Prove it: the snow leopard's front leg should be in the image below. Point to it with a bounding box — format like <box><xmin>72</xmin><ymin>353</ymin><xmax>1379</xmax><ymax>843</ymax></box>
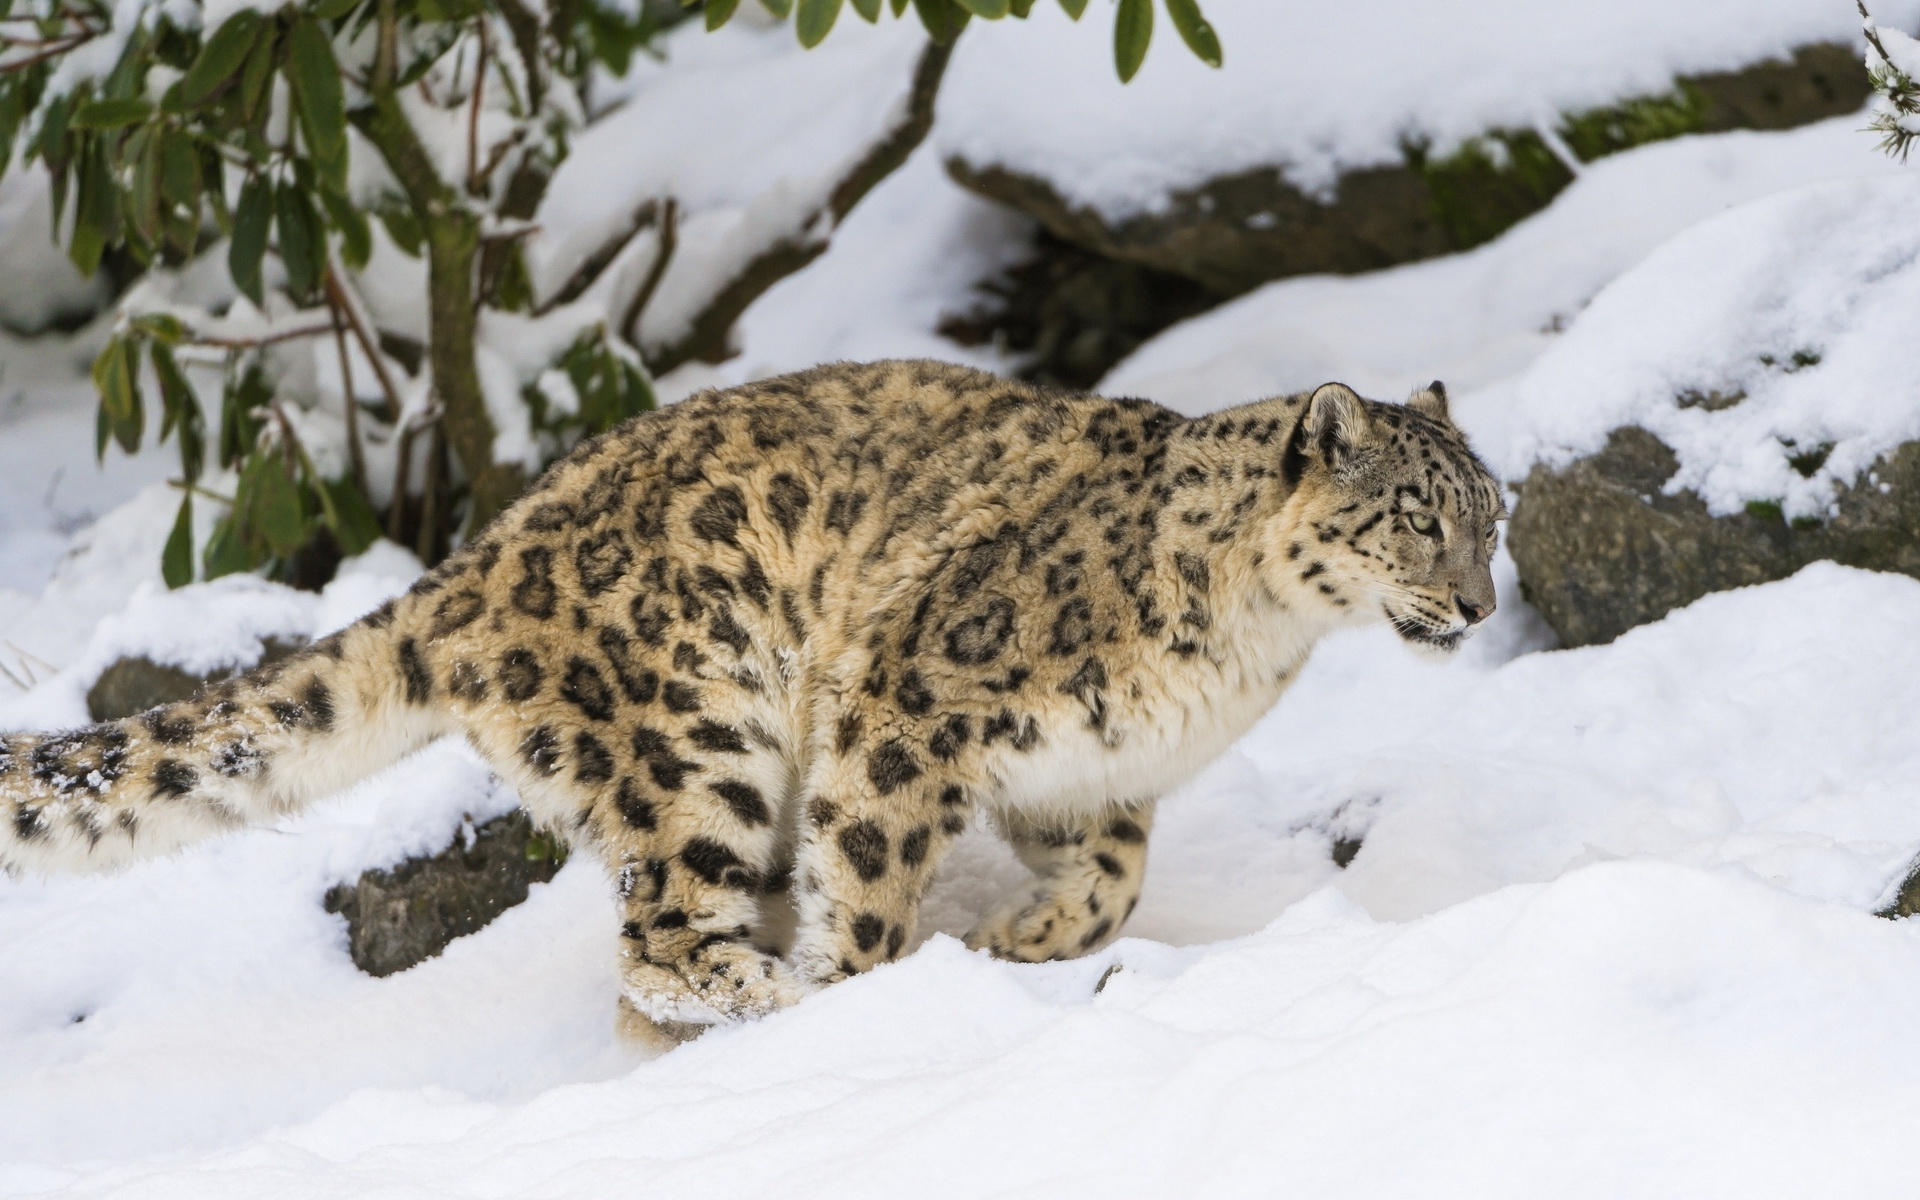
<box><xmin>787</xmin><ymin>720</ymin><xmax>976</xmax><ymax>985</ymax></box>
<box><xmin>964</xmin><ymin>802</ymin><xmax>1154</xmax><ymax>962</ymax></box>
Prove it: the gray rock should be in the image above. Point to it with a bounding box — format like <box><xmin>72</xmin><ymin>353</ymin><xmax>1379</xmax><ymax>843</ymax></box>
<box><xmin>86</xmin><ymin>637</ymin><xmax>307</xmax><ymax>721</ymax></box>
<box><xmin>948</xmin><ymin>45</ymin><xmax>1868</xmax><ymax>299</ymax></box>
<box><xmin>324</xmin><ymin>810</ymin><xmax>568</xmax><ymax>977</ymax></box>
<box><xmin>1508</xmin><ymin>427</ymin><xmax>1920</xmax><ymax>648</ymax></box>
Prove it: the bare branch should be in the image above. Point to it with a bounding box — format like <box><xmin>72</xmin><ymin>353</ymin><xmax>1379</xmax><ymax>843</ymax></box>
<box><xmin>466</xmin><ymin>19</ymin><xmax>490</xmax><ymax>197</ymax></box>
<box><xmin>621</xmin><ymin>197</ymin><xmax>677</xmax><ymax>344</ymax></box>
<box><xmin>642</xmin><ymin>39</ymin><xmax>952</xmax><ymax>374</ymax></box>
<box><xmin>534</xmin><ymin>198</ymin><xmax>661</xmax><ymax>314</ymax></box>
<box><xmin>327</xmin><ymin>283</ymin><xmax>371</xmax><ymax>497</ymax></box>
<box><xmin>325</xmin><ymin>265</ymin><xmax>405</xmax><ymax>425</ymax></box>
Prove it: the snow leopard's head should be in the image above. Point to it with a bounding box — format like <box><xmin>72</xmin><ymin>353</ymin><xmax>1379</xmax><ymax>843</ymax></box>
<box><xmin>1273</xmin><ymin>381</ymin><xmax>1505</xmax><ymax>653</ymax></box>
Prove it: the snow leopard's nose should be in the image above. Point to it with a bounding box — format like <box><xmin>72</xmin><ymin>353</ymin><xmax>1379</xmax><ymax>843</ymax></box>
<box><xmin>1455</xmin><ymin>595</ymin><xmax>1493</xmax><ymax>625</ymax></box>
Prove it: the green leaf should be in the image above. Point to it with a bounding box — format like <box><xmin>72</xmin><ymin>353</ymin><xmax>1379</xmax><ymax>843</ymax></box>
<box><xmin>129</xmin><ymin>127</ymin><xmax>161</xmax><ymax>241</ymax></box>
<box><xmin>68</xmin><ymin>137</ymin><xmax>121</xmax><ymax>277</ymax></box>
<box><xmin>251</xmin><ymin>455</ymin><xmax>308</xmax><ymax>557</ymax></box>
<box><xmin>230</xmin><ymin>174</ymin><xmax>271</xmax><ymax>306</ymax></box>
<box><xmin>850</xmin><ymin>0</ymin><xmax>881</xmax><ymax>20</ymax></box>
<box><xmin>201</xmin><ymin>143</ymin><xmax>230</xmax><ymax>228</ymax></box>
<box><xmin>151</xmin><ymin>340</ymin><xmax>204</xmax><ymax>481</ymax></box>
<box><xmin>1055</xmin><ymin>0</ymin><xmax>1086</xmax><ymax>18</ymax></box>
<box><xmin>312</xmin><ymin>0</ymin><xmax>361</xmax><ymax>19</ymax></box>
<box><xmin>178</xmin><ymin>11</ymin><xmax>264</xmax><ymax>107</ymax></box>
<box><xmin>1113</xmin><ymin>0</ymin><xmax>1151</xmax><ymax>82</ymax></box>
<box><xmin>1162</xmin><ymin>0</ymin><xmax>1219</xmax><ymax>67</ymax></box>
<box><xmin>795</xmin><ymin>0</ymin><xmax>842</xmax><ymax>46</ymax></box>
<box><xmin>376</xmin><ymin>199</ymin><xmax>423</xmax><ymax>257</ymax></box>
<box><xmin>705</xmin><ymin>0</ymin><xmax>741</xmax><ymax>29</ymax></box>
<box><xmin>162</xmin><ymin>493</ymin><xmax>194</xmax><ymax>589</ymax></box>
<box><xmin>132</xmin><ymin>312</ymin><xmax>188</xmax><ymax>343</ymax></box>
<box><xmin>275</xmin><ymin>177</ymin><xmax>323</xmax><ymax>302</ymax></box>
<box><xmin>286</xmin><ymin>18</ymin><xmax>347</xmax><ymax>188</ymax></box>
<box><xmin>317</xmin><ymin>476</ymin><xmax>382</xmax><ymax>556</ymax></box>
<box><xmin>236</xmin><ymin>22</ymin><xmax>278</xmax><ymax>127</ymax></box>
<box><xmin>91</xmin><ymin>337</ymin><xmax>143</xmax><ymax>457</ymax></box>
<box><xmin>1008</xmin><ymin>0</ymin><xmax>1034</xmax><ymax>16</ymax></box>
<box><xmin>318</xmin><ymin>185</ymin><xmax>370</xmax><ymax>270</ymax></box>
<box><xmin>910</xmin><ymin>0</ymin><xmax>969</xmax><ymax>43</ymax></box>
<box><xmin>953</xmin><ymin>0</ymin><xmax>1008</xmax><ymax>17</ymax></box>
<box><xmin>71</xmin><ymin>97</ymin><xmax>154</xmax><ymax>128</ymax></box>
<box><xmin>158</xmin><ymin>129</ymin><xmax>200</xmax><ymax>211</ymax></box>
<box><xmin>202</xmin><ymin>512</ymin><xmax>253</xmax><ymax>579</ymax></box>
<box><xmin>219</xmin><ymin>360</ymin><xmax>270</xmax><ymax>469</ymax></box>
<box><xmin>757</xmin><ymin>0</ymin><xmax>791</xmax><ymax>17</ymax></box>
<box><xmin>889</xmin><ymin>0</ymin><xmax>908</xmax><ymax>14</ymax></box>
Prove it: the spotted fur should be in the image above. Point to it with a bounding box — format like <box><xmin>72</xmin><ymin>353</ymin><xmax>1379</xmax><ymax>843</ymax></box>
<box><xmin>0</xmin><ymin>363</ymin><xmax>1502</xmax><ymax>1035</ymax></box>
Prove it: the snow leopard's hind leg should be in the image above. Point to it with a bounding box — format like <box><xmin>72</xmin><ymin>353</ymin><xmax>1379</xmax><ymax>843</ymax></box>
<box><xmin>964</xmin><ymin>802</ymin><xmax>1154</xmax><ymax>962</ymax></box>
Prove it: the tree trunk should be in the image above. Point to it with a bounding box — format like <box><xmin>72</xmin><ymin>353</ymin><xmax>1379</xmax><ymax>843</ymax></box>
<box><xmin>355</xmin><ymin>91</ymin><xmax>524</xmax><ymax>543</ymax></box>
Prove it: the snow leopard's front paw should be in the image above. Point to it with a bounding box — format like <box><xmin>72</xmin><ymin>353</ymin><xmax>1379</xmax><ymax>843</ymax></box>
<box><xmin>620</xmin><ymin>941</ymin><xmax>811</xmax><ymax>1027</ymax></box>
<box><xmin>964</xmin><ymin>876</ymin><xmax>1128</xmax><ymax>963</ymax></box>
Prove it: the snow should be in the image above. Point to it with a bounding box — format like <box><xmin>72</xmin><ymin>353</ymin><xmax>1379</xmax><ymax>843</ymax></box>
<box><xmin>0</xmin><ymin>167</ymin><xmax>108</xmax><ymax>336</ymax></box>
<box><xmin>939</xmin><ymin>0</ymin><xmax>1920</xmax><ymax>211</ymax></box>
<box><xmin>1495</xmin><ymin>173</ymin><xmax>1920</xmax><ymax>516</ymax></box>
<box><xmin>530</xmin><ymin>10</ymin><xmax>933</xmax><ymax>357</ymax></box>
<box><xmin>7</xmin><ymin>7</ymin><xmax>1920</xmax><ymax>1196</ymax></box>
<box><xmin>1102</xmin><ymin>114</ymin><xmax>1910</xmax><ymax>418</ymax></box>
<box><xmin>653</xmin><ymin>144</ymin><xmax>1031</xmax><ymax>401</ymax></box>
<box><xmin>9</xmin><ymin>562</ymin><xmax>1920</xmax><ymax>1195</ymax></box>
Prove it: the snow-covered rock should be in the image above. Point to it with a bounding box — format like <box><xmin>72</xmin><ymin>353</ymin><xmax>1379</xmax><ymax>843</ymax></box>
<box><xmin>939</xmin><ymin>1</ymin><xmax>1889</xmax><ymax>300</ymax></box>
<box><xmin>1501</xmin><ymin>174</ymin><xmax>1920</xmax><ymax>644</ymax></box>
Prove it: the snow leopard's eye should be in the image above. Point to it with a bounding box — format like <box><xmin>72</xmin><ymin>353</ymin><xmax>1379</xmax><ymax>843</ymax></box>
<box><xmin>1407</xmin><ymin>512</ymin><xmax>1439</xmax><ymax>536</ymax></box>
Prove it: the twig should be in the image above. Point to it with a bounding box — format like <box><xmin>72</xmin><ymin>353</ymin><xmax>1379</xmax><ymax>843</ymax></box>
<box><xmin>622</xmin><ymin>196</ymin><xmax>677</xmax><ymax>345</ymax></box>
<box><xmin>1859</xmin><ymin>0</ymin><xmax>1897</xmax><ymax>66</ymax></box>
<box><xmin>465</xmin><ymin>18</ymin><xmax>489</xmax><ymax>196</ymax></box>
<box><xmin>535</xmin><ymin>198</ymin><xmax>660</xmax><ymax>315</ymax></box>
<box><xmin>385</xmin><ymin>403</ymin><xmax>440</xmax><ymax>541</ymax></box>
<box><xmin>375</xmin><ymin>0</ymin><xmax>397</xmax><ymax>89</ymax></box>
<box><xmin>327</xmin><ymin>280</ymin><xmax>371</xmax><ymax>496</ymax></box>
<box><xmin>193</xmin><ymin>322</ymin><xmax>335</xmax><ymax>349</ymax></box>
<box><xmin>416</xmin><ymin>416</ymin><xmax>446</xmax><ymax>562</ymax></box>
<box><xmin>0</xmin><ymin>30</ymin><xmax>99</xmax><ymax>72</ymax></box>
<box><xmin>325</xmin><ymin>265</ymin><xmax>404</xmax><ymax>424</ymax></box>
<box><xmin>5</xmin><ymin>640</ymin><xmax>56</xmax><ymax>677</ymax></box>
<box><xmin>167</xmin><ymin>478</ymin><xmax>237</xmax><ymax>505</ymax></box>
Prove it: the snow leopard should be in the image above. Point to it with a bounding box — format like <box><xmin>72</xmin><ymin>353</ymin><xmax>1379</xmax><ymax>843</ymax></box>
<box><xmin>0</xmin><ymin>360</ymin><xmax>1504</xmax><ymax>1040</ymax></box>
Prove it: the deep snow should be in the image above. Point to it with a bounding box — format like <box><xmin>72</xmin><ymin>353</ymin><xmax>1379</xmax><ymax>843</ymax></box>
<box><xmin>5</xmin><ymin>13</ymin><xmax>1920</xmax><ymax>1200</ymax></box>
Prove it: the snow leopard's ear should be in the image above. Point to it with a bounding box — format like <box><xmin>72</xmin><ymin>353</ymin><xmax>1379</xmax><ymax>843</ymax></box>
<box><xmin>1407</xmin><ymin>379</ymin><xmax>1450</xmax><ymax>422</ymax></box>
<box><xmin>1304</xmin><ymin>382</ymin><xmax>1374</xmax><ymax>470</ymax></box>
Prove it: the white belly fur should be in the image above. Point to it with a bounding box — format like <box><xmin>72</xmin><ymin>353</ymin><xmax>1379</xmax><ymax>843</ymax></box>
<box><xmin>991</xmin><ymin>608</ymin><xmax>1332</xmax><ymax>820</ymax></box>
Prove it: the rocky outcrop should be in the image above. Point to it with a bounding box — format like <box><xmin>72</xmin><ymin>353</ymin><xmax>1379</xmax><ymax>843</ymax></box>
<box><xmin>951</xmin><ymin>45</ymin><xmax>1867</xmax><ymax>296</ymax></box>
<box><xmin>1508</xmin><ymin>428</ymin><xmax>1920</xmax><ymax>648</ymax></box>
<box><xmin>84</xmin><ymin>636</ymin><xmax>560</xmax><ymax>978</ymax></box>
<box><xmin>944</xmin><ymin>45</ymin><xmax>1870</xmax><ymax>386</ymax></box>
<box><xmin>86</xmin><ymin>637</ymin><xmax>306</xmax><ymax>720</ymax></box>
<box><xmin>324</xmin><ymin>811</ymin><xmax>567</xmax><ymax>977</ymax></box>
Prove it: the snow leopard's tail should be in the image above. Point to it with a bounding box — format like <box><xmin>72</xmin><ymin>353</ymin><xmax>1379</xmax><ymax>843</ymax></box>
<box><xmin>0</xmin><ymin>591</ymin><xmax>459</xmax><ymax>875</ymax></box>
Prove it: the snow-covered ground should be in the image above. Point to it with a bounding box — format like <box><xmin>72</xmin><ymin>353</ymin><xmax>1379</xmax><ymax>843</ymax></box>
<box><xmin>6</xmin><ymin>11</ymin><xmax>1920</xmax><ymax>1197</ymax></box>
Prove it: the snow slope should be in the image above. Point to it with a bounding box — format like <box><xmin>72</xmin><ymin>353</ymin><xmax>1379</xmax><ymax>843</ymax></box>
<box><xmin>7</xmin><ymin>562</ymin><xmax>1920</xmax><ymax>1196</ymax></box>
